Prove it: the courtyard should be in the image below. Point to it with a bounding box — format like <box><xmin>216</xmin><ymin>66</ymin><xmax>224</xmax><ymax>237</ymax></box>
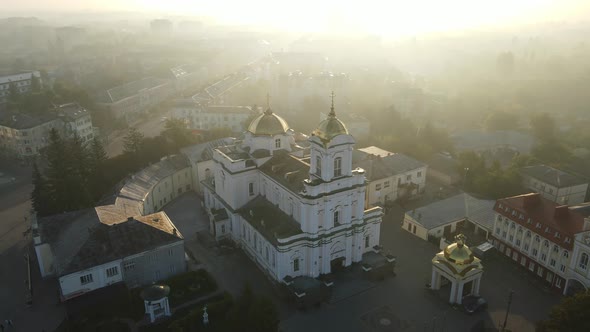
<box><xmin>163</xmin><ymin>193</ymin><xmax>560</xmax><ymax>332</ymax></box>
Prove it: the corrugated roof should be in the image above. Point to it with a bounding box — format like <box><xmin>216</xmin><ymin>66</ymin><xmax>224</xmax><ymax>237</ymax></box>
<box><xmin>99</xmin><ymin>77</ymin><xmax>171</xmax><ymax>103</ymax></box>
<box><xmin>520</xmin><ymin>164</ymin><xmax>587</xmax><ymax>188</ymax></box>
<box><xmin>407</xmin><ymin>193</ymin><xmax>496</xmax><ymax>231</ymax></box>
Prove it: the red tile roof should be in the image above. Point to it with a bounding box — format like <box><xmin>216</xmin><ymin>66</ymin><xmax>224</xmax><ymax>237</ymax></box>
<box><xmin>495</xmin><ymin>193</ymin><xmax>586</xmax><ymax>249</ymax></box>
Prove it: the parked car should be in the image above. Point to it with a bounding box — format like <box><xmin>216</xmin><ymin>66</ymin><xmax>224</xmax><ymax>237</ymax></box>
<box><xmin>463</xmin><ymin>295</ymin><xmax>487</xmax><ymax>314</ymax></box>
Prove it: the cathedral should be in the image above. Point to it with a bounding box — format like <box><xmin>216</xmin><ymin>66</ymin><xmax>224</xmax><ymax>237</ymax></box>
<box><xmin>202</xmin><ymin>97</ymin><xmax>383</xmax><ymax>282</ymax></box>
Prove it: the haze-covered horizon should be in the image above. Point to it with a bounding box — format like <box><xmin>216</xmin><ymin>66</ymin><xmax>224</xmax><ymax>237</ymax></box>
<box><xmin>3</xmin><ymin>0</ymin><xmax>590</xmax><ymax>37</ymax></box>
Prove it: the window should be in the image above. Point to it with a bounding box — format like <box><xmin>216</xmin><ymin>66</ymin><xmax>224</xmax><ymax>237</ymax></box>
<box><xmin>293</xmin><ymin>258</ymin><xmax>300</xmax><ymax>272</ymax></box>
<box><xmin>552</xmin><ymin>245</ymin><xmax>559</xmax><ymax>253</ymax></box>
<box><xmin>560</xmin><ymin>264</ymin><xmax>566</xmax><ymax>273</ymax></box>
<box><xmin>550</xmin><ymin>258</ymin><xmax>556</xmax><ymax>267</ymax></box>
<box><xmin>106</xmin><ymin>266</ymin><xmax>119</xmax><ymax>278</ymax></box>
<box><xmin>524</xmin><ymin>243</ymin><xmax>530</xmax><ymax>251</ymax></box>
<box><xmin>556</xmin><ymin>278</ymin><xmax>562</xmax><ymax>288</ymax></box>
<box><xmin>365</xmin><ymin>236</ymin><xmax>370</xmax><ymax>248</ymax></box>
<box><xmin>537</xmin><ymin>266</ymin><xmax>543</xmax><ymax>277</ymax></box>
<box><xmin>563</xmin><ymin>251</ymin><xmax>569</xmax><ymax>259</ymax></box>
<box><xmin>376</xmin><ymin>183</ymin><xmax>382</xmax><ymax>191</ymax></box>
<box><xmin>516</xmin><ymin>239</ymin><xmax>521</xmax><ymax>247</ymax></box>
<box><xmin>384</xmin><ymin>181</ymin><xmax>390</xmax><ymax>188</ymax></box>
<box><xmin>506</xmin><ymin>248</ymin><xmax>511</xmax><ymax>256</ymax></box>
<box><xmin>521</xmin><ymin>256</ymin><xmax>526</xmax><ymax>266</ymax></box>
<box><xmin>334</xmin><ymin>157</ymin><xmax>342</xmax><ymax>177</ymax></box>
<box><xmin>417</xmin><ymin>171</ymin><xmax>422</xmax><ymax>177</ymax></box>
<box><xmin>124</xmin><ymin>261</ymin><xmax>135</xmax><ymax>271</ymax></box>
<box><xmin>532</xmin><ymin>248</ymin><xmax>538</xmax><ymax>257</ymax></box>
<box><xmin>509</xmin><ymin>234</ymin><xmax>514</xmax><ymax>242</ymax></box>
<box><xmin>502</xmin><ymin>231</ymin><xmax>507</xmax><ymax>238</ymax></box>
<box><xmin>495</xmin><ymin>227</ymin><xmax>501</xmax><ymax>235</ymax></box>
<box><xmin>80</xmin><ymin>274</ymin><xmax>93</xmax><ymax>285</ymax></box>
<box><xmin>315</xmin><ymin>156</ymin><xmax>321</xmax><ymax>176</ymax></box>
<box><xmin>272</xmin><ymin>252</ymin><xmax>276</xmax><ymax>267</ymax></box>
<box><xmin>275</xmin><ymin>138</ymin><xmax>281</xmax><ymax>148</ymax></box>
<box><xmin>579</xmin><ymin>253</ymin><xmax>589</xmax><ymax>270</ymax></box>
<box><xmin>406</xmin><ymin>174</ymin><xmax>412</xmax><ymax>181</ymax></box>
<box><xmin>529</xmin><ymin>262</ymin><xmax>535</xmax><ymax>271</ymax></box>
<box><xmin>249</xmin><ymin>182</ymin><xmax>254</xmax><ymax>196</ymax></box>
<box><xmin>546</xmin><ymin>272</ymin><xmax>554</xmax><ymax>283</ymax></box>
<box><xmin>541</xmin><ymin>253</ymin><xmax>547</xmax><ymax>262</ymax></box>
<box><xmin>333</xmin><ymin>210</ymin><xmax>340</xmax><ymax>225</ymax></box>
<box><xmin>169</xmin><ymin>265</ymin><xmax>176</xmax><ymax>273</ymax></box>
<box><xmin>512</xmin><ymin>252</ymin><xmax>518</xmax><ymax>261</ymax></box>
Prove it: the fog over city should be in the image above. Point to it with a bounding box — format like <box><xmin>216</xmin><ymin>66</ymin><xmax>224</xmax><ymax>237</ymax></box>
<box><xmin>1</xmin><ymin>1</ymin><xmax>590</xmax><ymax>332</ymax></box>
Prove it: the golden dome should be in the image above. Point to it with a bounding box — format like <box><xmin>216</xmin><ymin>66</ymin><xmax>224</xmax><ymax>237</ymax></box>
<box><xmin>312</xmin><ymin>104</ymin><xmax>348</xmax><ymax>143</ymax></box>
<box><xmin>443</xmin><ymin>234</ymin><xmax>474</xmax><ymax>265</ymax></box>
<box><xmin>247</xmin><ymin>108</ymin><xmax>289</xmax><ymax>136</ymax></box>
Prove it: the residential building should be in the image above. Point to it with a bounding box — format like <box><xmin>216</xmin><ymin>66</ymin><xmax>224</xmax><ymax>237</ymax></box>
<box><xmin>353</xmin><ymin>146</ymin><xmax>427</xmax><ymax>207</ymax></box>
<box><xmin>490</xmin><ymin>193</ymin><xmax>590</xmax><ymax>295</ymax></box>
<box><xmin>0</xmin><ymin>103</ymin><xmax>95</xmax><ymax>159</ymax></box>
<box><xmin>32</xmin><ymin>209</ymin><xmax>185</xmax><ymax>301</ymax></box>
<box><xmin>96</xmin><ymin>77</ymin><xmax>174</xmax><ymax>123</ymax></box>
<box><xmin>0</xmin><ymin>112</ymin><xmax>61</xmax><ymax>158</ymax></box>
<box><xmin>403</xmin><ymin>193</ymin><xmax>496</xmax><ymax>242</ymax></box>
<box><xmin>567</xmin><ymin>203</ymin><xmax>590</xmax><ymax>294</ymax></box>
<box><xmin>180</xmin><ymin>138</ymin><xmax>237</xmax><ymax>193</ymax></box>
<box><xmin>55</xmin><ymin>103</ymin><xmax>94</xmax><ymax>143</ymax></box>
<box><xmin>192</xmin><ymin>73</ymin><xmax>250</xmax><ymax>105</ymax></box>
<box><xmin>202</xmin><ymin>104</ymin><xmax>384</xmax><ymax>283</ymax></box>
<box><xmin>520</xmin><ymin>165</ymin><xmax>588</xmax><ymax>205</ymax></box>
<box><xmin>0</xmin><ymin>70</ymin><xmax>42</xmax><ymax>105</ymax></box>
<box><xmin>172</xmin><ymin>100</ymin><xmax>256</xmax><ymax>132</ymax></box>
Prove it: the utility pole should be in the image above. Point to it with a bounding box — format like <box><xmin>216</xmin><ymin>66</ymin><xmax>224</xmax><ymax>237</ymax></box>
<box><xmin>500</xmin><ymin>290</ymin><xmax>514</xmax><ymax>331</ymax></box>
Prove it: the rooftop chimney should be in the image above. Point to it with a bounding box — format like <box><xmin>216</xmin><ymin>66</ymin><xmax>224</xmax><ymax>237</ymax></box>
<box><xmin>127</xmin><ymin>216</ymin><xmax>133</xmax><ymax>221</ymax></box>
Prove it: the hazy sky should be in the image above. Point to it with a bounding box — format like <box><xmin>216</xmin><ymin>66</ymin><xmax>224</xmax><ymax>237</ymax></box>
<box><xmin>4</xmin><ymin>0</ymin><xmax>590</xmax><ymax>36</ymax></box>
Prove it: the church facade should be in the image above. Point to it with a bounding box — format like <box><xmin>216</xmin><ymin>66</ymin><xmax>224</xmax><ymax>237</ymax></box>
<box><xmin>202</xmin><ymin>102</ymin><xmax>383</xmax><ymax>282</ymax></box>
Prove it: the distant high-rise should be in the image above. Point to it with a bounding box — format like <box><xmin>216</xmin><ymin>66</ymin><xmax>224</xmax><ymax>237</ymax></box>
<box><xmin>150</xmin><ymin>19</ymin><xmax>173</xmax><ymax>36</ymax></box>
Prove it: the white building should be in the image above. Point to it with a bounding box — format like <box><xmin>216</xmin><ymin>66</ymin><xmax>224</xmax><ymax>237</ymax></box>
<box><xmin>33</xmin><ymin>210</ymin><xmax>185</xmax><ymax>301</ymax></box>
<box><xmin>180</xmin><ymin>138</ymin><xmax>237</xmax><ymax>193</ymax></box>
<box><xmin>172</xmin><ymin>100</ymin><xmax>255</xmax><ymax>132</ymax></box>
<box><xmin>0</xmin><ymin>71</ymin><xmax>42</xmax><ymax>105</ymax></box>
<box><xmin>520</xmin><ymin>165</ymin><xmax>588</xmax><ymax>205</ymax></box>
<box><xmin>403</xmin><ymin>193</ymin><xmax>496</xmax><ymax>242</ymax></box>
<box><xmin>490</xmin><ymin>193</ymin><xmax>590</xmax><ymax>295</ymax></box>
<box><xmin>353</xmin><ymin>146</ymin><xmax>427</xmax><ymax>207</ymax></box>
<box><xmin>0</xmin><ymin>103</ymin><xmax>95</xmax><ymax>159</ymax></box>
<box><xmin>202</xmin><ymin>104</ymin><xmax>383</xmax><ymax>283</ymax></box>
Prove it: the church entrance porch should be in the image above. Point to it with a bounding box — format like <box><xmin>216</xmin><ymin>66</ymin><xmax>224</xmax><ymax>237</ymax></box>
<box><xmin>330</xmin><ymin>257</ymin><xmax>346</xmax><ymax>273</ymax></box>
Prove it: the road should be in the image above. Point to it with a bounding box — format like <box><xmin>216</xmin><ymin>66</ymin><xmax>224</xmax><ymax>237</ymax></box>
<box><xmin>0</xmin><ymin>163</ymin><xmax>66</xmax><ymax>332</ymax></box>
<box><xmin>104</xmin><ymin>110</ymin><xmax>172</xmax><ymax>157</ymax></box>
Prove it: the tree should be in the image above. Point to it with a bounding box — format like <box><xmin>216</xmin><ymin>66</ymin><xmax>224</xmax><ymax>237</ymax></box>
<box><xmin>89</xmin><ymin>139</ymin><xmax>109</xmax><ymax>201</ymax></box>
<box><xmin>44</xmin><ymin>129</ymin><xmax>70</xmax><ymax>213</ymax></box>
<box><xmin>530</xmin><ymin>113</ymin><xmax>556</xmax><ymax>142</ymax></box>
<box><xmin>31</xmin><ymin>74</ymin><xmax>41</xmax><ymax>92</ymax></box>
<box><xmin>31</xmin><ymin>163</ymin><xmax>51</xmax><ymax>216</ymax></box>
<box><xmin>66</xmin><ymin>135</ymin><xmax>92</xmax><ymax>208</ymax></box>
<box><xmin>537</xmin><ymin>290</ymin><xmax>590</xmax><ymax>332</ymax></box>
<box><xmin>162</xmin><ymin>118</ymin><xmax>195</xmax><ymax>150</ymax></box>
<box><xmin>123</xmin><ymin>127</ymin><xmax>144</xmax><ymax>155</ymax></box>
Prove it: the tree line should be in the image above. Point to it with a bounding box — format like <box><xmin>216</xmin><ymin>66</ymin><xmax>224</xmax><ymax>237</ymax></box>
<box><xmin>32</xmin><ymin>119</ymin><xmax>201</xmax><ymax>217</ymax></box>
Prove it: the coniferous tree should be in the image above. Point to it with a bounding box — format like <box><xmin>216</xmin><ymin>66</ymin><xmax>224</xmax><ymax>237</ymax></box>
<box><xmin>66</xmin><ymin>134</ymin><xmax>92</xmax><ymax>209</ymax></box>
<box><xmin>89</xmin><ymin>138</ymin><xmax>108</xmax><ymax>200</ymax></box>
<box><xmin>45</xmin><ymin>129</ymin><xmax>69</xmax><ymax>213</ymax></box>
<box><xmin>31</xmin><ymin>162</ymin><xmax>50</xmax><ymax>216</ymax></box>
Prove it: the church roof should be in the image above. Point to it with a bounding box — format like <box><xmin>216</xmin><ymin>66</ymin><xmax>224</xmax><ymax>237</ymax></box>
<box><xmin>247</xmin><ymin>108</ymin><xmax>289</xmax><ymax>136</ymax></box>
<box><xmin>239</xmin><ymin>196</ymin><xmax>302</xmax><ymax>244</ymax></box>
<box><xmin>259</xmin><ymin>151</ymin><xmax>310</xmax><ymax>195</ymax></box>
<box><xmin>312</xmin><ymin>111</ymin><xmax>348</xmax><ymax>143</ymax></box>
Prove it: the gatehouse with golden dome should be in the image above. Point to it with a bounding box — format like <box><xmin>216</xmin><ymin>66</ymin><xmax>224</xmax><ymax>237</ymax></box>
<box><xmin>431</xmin><ymin>234</ymin><xmax>484</xmax><ymax>304</ymax></box>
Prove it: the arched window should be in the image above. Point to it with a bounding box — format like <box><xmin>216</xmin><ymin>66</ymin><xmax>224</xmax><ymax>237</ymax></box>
<box><xmin>275</xmin><ymin>138</ymin><xmax>281</xmax><ymax>148</ymax></box>
<box><xmin>333</xmin><ymin>210</ymin><xmax>340</xmax><ymax>225</ymax></box>
<box><xmin>563</xmin><ymin>251</ymin><xmax>569</xmax><ymax>259</ymax></box>
<box><xmin>525</xmin><ymin>231</ymin><xmax>531</xmax><ymax>238</ymax></box>
<box><xmin>543</xmin><ymin>240</ymin><xmax>549</xmax><ymax>248</ymax></box>
<box><xmin>552</xmin><ymin>245</ymin><xmax>559</xmax><ymax>253</ymax></box>
<box><xmin>534</xmin><ymin>236</ymin><xmax>540</xmax><ymax>243</ymax></box>
<box><xmin>316</xmin><ymin>156</ymin><xmax>321</xmax><ymax>176</ymax></box>
<box><xmin>510</xmin><ymin>223</ymin><xmax>516</xmax><ymax>229</ymax></box>
<box><xmin>334</xmin><ymin>157</ymin><xmax>342</xmax><ymax>177</ymax></box>
<box><xmin>579</xmin><ymin>253</ymin><xmax>589</xmax><ymax>270</ymax></box>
